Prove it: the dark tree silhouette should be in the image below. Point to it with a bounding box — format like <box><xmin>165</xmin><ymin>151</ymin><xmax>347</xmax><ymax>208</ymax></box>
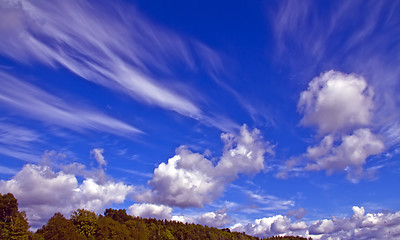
<box><xmin>0</xmin><ymin>193</ymin><xmax>30</xmax><ymax>239</ymax></box>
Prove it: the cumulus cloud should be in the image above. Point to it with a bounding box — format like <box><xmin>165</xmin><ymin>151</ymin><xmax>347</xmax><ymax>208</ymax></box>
<box><xmin>298</xmin><ymin>70</ymin><xmax>374</xmax><ymax>135</ymax></box>
<box><xmin>231</xmin><ymin>206</ymin><xmax>400</xmax><ymax>239</ymax></box>
<box><xmin>128</xmin><ymin>203</ymin><xmax>172</xmax><ymax>220</ymax></box>
<box><xmin>136</xmin><ymin>125</ymin><xmax>273</xmax><ymax>208</ymax></box>
<box><xmin>217</xmin><ymin>126</ymin><xmax>273</xmax><ymax>177</ymax></box>
<box><xmin>139</xmin><ymin>147</ymin><xmax>223</xmax><ymax>208</ymax></box>
<box><xmin>196</xmin><ymin>210</ymin><xmax>232</xmax><ymax>228</ymax></box>
<box><xmin>282</xmin><ymin>70</ymin><xmax>386</xmax><ymax>180</ymax></box>
<box><xmin>171</xmin><ymin>215</ymin><xmax>193</xmax><ymax>223</ymax></box>
<box><xmin>305</xmin><ymin>129</ymin><xmax>385</xmax><ymax>179</ymax></box>
<box><xmin>231</xmin><ymin>215</ymin><xmax>296</xmax><ymax>237</ymax></box>
<box><xmin>0</xmin><ymin>164</ymin><xmax>132</xmax><ymax>228</ymax></box>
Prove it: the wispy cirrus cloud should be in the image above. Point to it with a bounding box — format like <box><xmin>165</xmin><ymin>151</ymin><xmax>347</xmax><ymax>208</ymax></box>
<box><xmin>230</xmin><ymin>184</ymin><xmax>295</xmax><ymax>213</ymax></box>
<box><xmin>0</xmin><ymin>72</ymin><xmax>141</xmax><ymax>136</ymax></box>
<box><xmin>0</xmin><ymin>120</ymin><xmax>41</xmax><ymax>162</ymax></box>
<box><xmin>0</xmin><ymin>0</ymin><xmax>234</xmax><ymax>130</ymax></box>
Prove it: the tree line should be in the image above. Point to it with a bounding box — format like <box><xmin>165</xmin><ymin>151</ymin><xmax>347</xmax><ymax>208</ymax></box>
<box><xmin>1</xmin><ymin>193</ymin><xmax>310</xmax><ymax>240</ymax></box>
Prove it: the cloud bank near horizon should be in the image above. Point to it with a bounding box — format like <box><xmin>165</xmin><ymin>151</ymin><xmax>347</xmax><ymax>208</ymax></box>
<box><xmin>232</xmin><ymin>206</ymin><xmax>400</xmax><ymax>239</ymax></box>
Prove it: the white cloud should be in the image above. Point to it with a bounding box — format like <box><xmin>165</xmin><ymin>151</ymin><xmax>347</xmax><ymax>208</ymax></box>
<box><xmin>128</xmin><ymin>203</ymin><xmax>172</xmax><ymax>220</ymax></box>
<box><xmin>231</xmin><ymin>215</ymin><xmax>296</xmax><ymax>237</ymax></box>
<box><xmin>196</xmin><ymin>210</ymin><xmax>232</xmax><ymax>228</ymax></box>
<box><xmin>305</xmin><ymin>129</ymin><xmax>385</xmax><ymax>179</ymax></box>
<box><xmin>298</xmin><ymin>70</ymin><xmax>374</xmax><ymax>135</ymax></box>
<box><xmin>136</xmin><ymin>125</ymin><xmax>273</xmax><ymax>208</ymax></box>
<box><xmin>232</xmin><ymin>206</ymin><xmax>400</xmax><ymax>239</ymax></box>
<box><xmin>217</xmin><ymin>126</ymin><xmax>274</xmax><ymax>177</ymax></box>
<box><xmin>281</xmin><ymin>70</ymin><xmax>386</xmax><ymax>180</ymax></box>
<box><xmin>137</xmin><ymin>147</ymin><xmax>224</xmax><ymax>208</ymax></box>
<box><xmin>91</xmin><ymin>148</ymin><xmax>106</xmax><ymax>167</ymax></box>
<box><xmin>171</xmin><ymin>215</ymin><xmax>193</xmax><ymax>223</ymax></box>
<box><xmin>0</xmin><ymin>164</ymin><xmax>132</xmax><ymax>228</ymax></box>
<box><xmin>0</xmin><ymin>72</ymin><xmax>141</xmax><ymax>136</ymax></box>
<box><xmin>169</xmin><ymin>209</ymin><xmax>233</xmax><ymax>228</ymax></box>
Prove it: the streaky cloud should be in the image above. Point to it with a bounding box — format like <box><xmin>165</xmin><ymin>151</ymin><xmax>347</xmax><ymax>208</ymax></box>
<box><xmin>0</xmin><ymin>72</ymin><xmax>142</xmax><ymax>136</ymax></box>
<box><xmin>0</xmin><ymin>121</ymin><xmax>42</xmax><ymax>162</ymax></box>
<box><xmin>0</xmin><ymin>0</ymin><xmax>230</xmax><ymax>126</ymax></box>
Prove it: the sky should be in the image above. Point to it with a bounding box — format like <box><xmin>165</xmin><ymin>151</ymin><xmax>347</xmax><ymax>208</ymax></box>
<box><xmin>0</xmin><ymin>0</ymin><xmax>399</xmax><ymax>239</ymax></box>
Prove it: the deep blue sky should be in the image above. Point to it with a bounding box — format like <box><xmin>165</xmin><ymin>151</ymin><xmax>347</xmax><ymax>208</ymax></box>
<box><xmin>0</xmin><ymin>0</ymin><xmax>399</xmax><ymax>238</ymax></box>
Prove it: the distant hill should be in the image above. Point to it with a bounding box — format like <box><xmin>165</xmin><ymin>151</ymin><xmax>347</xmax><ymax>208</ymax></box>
<box><xmin>1</xmin><ymin>193</ymin><xmax>310</xmax><ymax>240</ymax></box>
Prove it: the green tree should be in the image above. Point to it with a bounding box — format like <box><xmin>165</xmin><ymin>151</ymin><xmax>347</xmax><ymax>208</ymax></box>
<box><xmin>0</xmin><ymin>193</ymin><xmax>30</xmax><ymax>240</ymax></box>
<box><xmin>37</xmin><ymin>212</ymin><xmax>83</xmax><ymax>240</ymax></box>
<box><xmin>160</xmin><ymin>229</ymin><xmax>175</xmax><ymax>240</ymax></box>
<box><xmin>0</xmin><ymin>193</ymin><xmax>18</xmax><ymax>223</ymax></box>
<box><xmin>96</xmin><ymin>216</ymin><xmax>130</xmax><ymax>240</ymax></box>
<box><xmin>71</xmin><ymin>209</ymin><xmax>98</xmax><ymax>240</ymax></box>
<box><xmin>125</xmin><ymin>219</ymin><xmax>150</xmax><ymax>240</ymax></box>
<box><xmin>104</xmin><ymin>208</ymin><xmax>133</xmax><ymax>223</ymax></box>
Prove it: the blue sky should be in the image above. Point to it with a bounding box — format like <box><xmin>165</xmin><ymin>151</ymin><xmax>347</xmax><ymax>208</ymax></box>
<box><xmin>0</xmin><ymin>0</ymin><xmax>400</xmax><ymax>238</ymax></box>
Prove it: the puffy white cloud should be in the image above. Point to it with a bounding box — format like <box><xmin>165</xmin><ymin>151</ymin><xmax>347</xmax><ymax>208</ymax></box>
<box><xmin>231</xmin><ymin>215</ymin><xmax>297</xmax><ymax>237</ymax></box>
<box><xmin>0</xmin><ymin>164</ymin><xmax>132</xmax><ymax>228</ymax></box>
<box><xmin>232</xmin><ymin>206</ymin><xmax>400</xmax><ymax>239</ymax></box>
<box><xmin>140</xmin><ymin>147</ymin><xmax>223</xmax><ymax>208</ymax></box>
<box><xmin>196</xmin><ymin>210</ymin><xmax>232</xmax><ymax>228</ymax></box>
<box><xmin>171</xmin><ymin>215</ymin><xmax>191</xmax><ymax>223</ymax></box>
<box><xmin>305</xmin><ymin>129</ymin><xmax>385</xmax><ymax>178</ymax></box>
<box><xmin>217</xmin><ymin>126</ymin><xmax>274</xmax><ymax>177</ymax></box>
<box><xmin>91</xmin><ymin>148</ymin><xmax>106</xmax><ymax>167</ymax></box>
<box><xmin>308</xmin><ymin>219</ymin><xmax>336</xmax><ymax>235</ymax></box>
<box><xmin>137</xmin><ymin>125</ymin><xmax>273</xmax><ymax>208</ymax></box>
<box><xmin>290</xmin><ymin>221</ymin><xmax>308</xmax><ymax>231</ymax></box>
<box><xmin>287</xmin><ymin>70</ymin><xmax>386</xmax><ymax>180</ymax></box>
<box><xmin>128</xmin><ymin>203</ymin><xmax>172</xmax><ymax>220</ymax></box>
<box><xmin>298</xmin><ymin>70</ymin><xmax>374</xmax><ymax>135</ymax></box>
